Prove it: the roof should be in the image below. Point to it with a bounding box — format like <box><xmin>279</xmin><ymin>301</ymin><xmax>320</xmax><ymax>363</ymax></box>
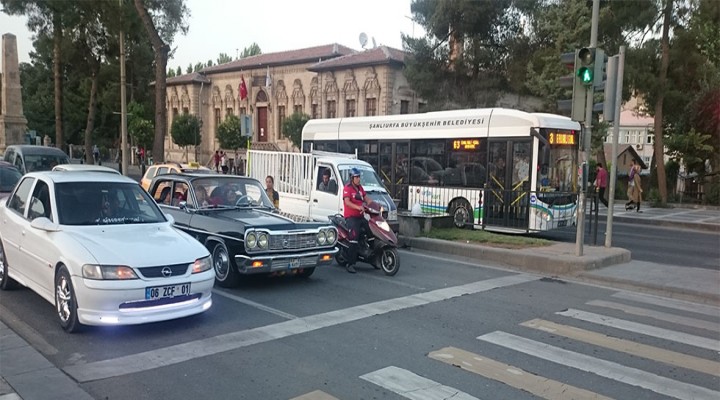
<box><xmin>200</xmin><ymin>43</ymin><xmax>355</xmax><ymax>74</ymax></box>
<box><xmin>5</xmin><ymin>145</ymin><xmax>69</xmax><ymax>156</ymax></box>
<box><xmin>308</xmin><ymin>45</ymin><xmax>406</xmax><ymax>72</ymax></box>
<box><xmin>603</xmin><ymin>144</ymin><xmax>648</xmax><ymax>169</ymax></box>
<box><xmin>165</xmin><ymin>72</ymin><xmax>211</xmax><ymax>87</ymax></box>
<box><xmin>26</xmin><ymin>171</ymin><xmax>137</xmax><ymax>184</ymax></box>
<box><xmin>51</xmin><ymin>164</ymin><xmax>121</xmax><ymax>174</ymax></box>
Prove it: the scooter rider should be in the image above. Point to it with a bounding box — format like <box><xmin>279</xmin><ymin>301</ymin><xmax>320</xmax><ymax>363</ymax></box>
<box><xmin>343</xmin><ymin>167</ymin><xmax>370</xmax><ymax>274</ymax></box>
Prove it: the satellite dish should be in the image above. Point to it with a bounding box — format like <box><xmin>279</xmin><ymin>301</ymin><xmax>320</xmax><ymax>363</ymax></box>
<box><xmin>372</xmin><ymin>37</ymin><xmax>377</xmax><ymax>49</ymax></box>
<box><xmin>359</xmin><ymin>32</ymin><xmax>368</xmax><ymax>49</ymax></box>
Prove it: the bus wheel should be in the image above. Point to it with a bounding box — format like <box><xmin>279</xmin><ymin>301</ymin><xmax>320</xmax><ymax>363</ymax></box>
<box><xmin>451</xmin><ymin>199</ymin><xmax>471</xmax><ymax>229</ymax></box>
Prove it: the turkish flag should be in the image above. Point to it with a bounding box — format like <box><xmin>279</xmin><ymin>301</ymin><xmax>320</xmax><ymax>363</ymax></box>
<box><xmin>239</xmin><ymin>76</ymin><xmax>248</xmax><ymax>100</ymax></box>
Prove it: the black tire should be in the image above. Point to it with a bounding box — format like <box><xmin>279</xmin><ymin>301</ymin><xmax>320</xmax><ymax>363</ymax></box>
<box><xmin>0</xmin><ymin>240</ymin><xmax>18</xmax><ymax>290</ymax></box>
<box><xmin>379</xmin><ymin>247</ymin><xmax>400</xmax><ymax>276</ymax></box>
<box><xmin>55</xmin><ymin>266</ymin><xmax>82</xmax><ymax>333</ymax></box>
<box><xmin>297</xmin><ymin>267</ymin><xmax>315</xmax><ymax>278</ymax></box>
<box><xmin>335</xmin><ymin>248</ymin><xmax>349</xmax><ymax>267</ymax></box>
<box><xmin>451</xmin><ymin>199</ymin><xmax>472</xmax><ymax>229</ymax></box>
<box><xmin>212</xmin><ymin>242</ymin><xmax>240</xmax><ymax>288</ymax></box>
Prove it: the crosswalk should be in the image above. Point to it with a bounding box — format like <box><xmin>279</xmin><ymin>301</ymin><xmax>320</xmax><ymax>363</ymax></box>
<box><xmin>293</xmin><ymin>291</ymin><xmax>720</xmax><ymax>400</ymax></box>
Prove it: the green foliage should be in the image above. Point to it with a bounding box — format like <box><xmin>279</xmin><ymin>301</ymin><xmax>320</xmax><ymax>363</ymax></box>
<box><xmin>706</xmin><ymin>181</ymin><xmax>720</xmax><ymax>206</ymax></box>
<box><xmin>217</xmin><ymin>52</ymin><xmax>232</xmax><ymax>64</ymax></box>
<box><xmin>128</xmin><ymin>101</ymin><xmax>154</xmax><ymax>149</ymax></box>
<box><xmin>239</xmin><ymin>42</ymin><xmax>261</xmax><ymax>59</ymax></box>
<box><xmin>170</xmin><ymin>114</ymin><xmax>201</xmax><ymax>148</ymax></box>
<box><xmin>176</xmin><ymin>66</ymin><xmax>182</xmax><ymax>76</ymax></box>
<box><xmin>167</xmin><ymin>68</ymin><xmax>176</xmax><ymax>77</ymax></box>
<box><xmin>216</xmin><ymin>115</ymin><xmax>247</xmax><ymax>150</ymax></box>
<box><xmin>281</xmin><ymin>112</ymin><xmax>310</xmax><ymax>149</ymax></box>
<box><xmin>665</xmin><ymin>129</ymin><xmax>715</xmax><ymax>176</ymax></box>
<box><xmin>422</xmin><ymin>228</ymin><xmax>551</xmax><ymax>248</ymax></box>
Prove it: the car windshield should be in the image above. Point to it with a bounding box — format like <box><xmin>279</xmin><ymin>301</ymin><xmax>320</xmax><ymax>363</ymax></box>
<box><xmin>0</xmin><ymin>167</ymin><xmax>21</xmax><ymax>192</ymax></box>
<box><xmin>338</xmin><ymin>165</ymin><xmax>386</xmax><ymax>191</ymax></box>
<box><xmin>192</xmin><ymin>176</ymin><xmax>274</xmax><ymax>209</ymax></box>
<box><xmin>25</xmin><ymin>154</ymin><xmax>70</xmax><ymax>172</ymax></box>
<box><xmin>56</xmin><ymin>182</ymin><xmax>166</xmax><ymax>225</ymax></box>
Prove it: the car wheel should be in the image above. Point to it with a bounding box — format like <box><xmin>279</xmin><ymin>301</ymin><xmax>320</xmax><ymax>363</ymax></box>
<box><xmin>55</xmin><ymin>266</ymin><xmax>82</xmax><ymax>333</ymax></box>
<box><xmin>451</xmin><ymin>199</ymin><xmax>472</xmax><ymax>229</ymax></box>
<box><xmin>0</xmin><ymin>240</ymin><xmax>18</xmax><ymax>290</ymax></box>
<box><xmin>212</xmin><ymin>242</ymin><xmax>240</xmax><ymax>288</ymax></box>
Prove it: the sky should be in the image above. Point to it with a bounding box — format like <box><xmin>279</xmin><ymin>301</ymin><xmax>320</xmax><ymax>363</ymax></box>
<box><xmin>1</xmin><ymin>0</ymin><xmax>426</xmax><ymax>71</ymax></box>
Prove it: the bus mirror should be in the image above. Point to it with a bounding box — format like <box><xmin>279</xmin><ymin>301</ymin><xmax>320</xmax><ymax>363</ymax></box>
<box><xmin>541</xmin><ymin>146</ymin><xmax>550</xmax><ymax>165</ymax></box>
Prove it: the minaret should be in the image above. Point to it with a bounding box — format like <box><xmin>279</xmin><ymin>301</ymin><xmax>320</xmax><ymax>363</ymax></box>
<box><xmin>1</xmin><ymin>33</ymin><xmax>29</xmax><ymax>151</ymax></box>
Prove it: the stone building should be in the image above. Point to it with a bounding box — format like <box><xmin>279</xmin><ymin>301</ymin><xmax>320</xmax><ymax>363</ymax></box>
<box><xmin>163</xmin><ymin>43</ymin><xmax>421</xmax><ymax>164</ymax></box>
<box><xmin>0</xmin><ymin>33</ymin><xmax>29</xmax><ymax>153</ymax></box>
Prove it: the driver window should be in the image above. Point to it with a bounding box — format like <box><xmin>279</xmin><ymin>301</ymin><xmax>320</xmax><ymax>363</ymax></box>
<box><xmin>28</xmin><ymin>180</ymin><xmax>52</xmax><ymax>221</ymax></box>
<box><xmin>316</xmin><ymin>166</ymin><xmax>338</xmax><ymax>194</ymax></box>
<box><xmin>8</xmin><ymin>178</ymin><xmax>36</xmax><ymax>217</ymax></box>
<box><xmin>151</xmin><ymin>181</ymin><xmax>172</xmax><ymax>205</ymax></box>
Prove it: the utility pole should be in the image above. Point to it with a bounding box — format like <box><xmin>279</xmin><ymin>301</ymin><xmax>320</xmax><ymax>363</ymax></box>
<box><xmin>605</xmin><ymin>46</ymin><xmax>626</xmax><ymax>247</ymax></box>
<box><xmin>575</xmin><ymin>0</ymin><xmax>600</xmax><ymax>256</ymax></box>
<box><xmin>120</xmin><ymin>0</ymin><xmax>129</xmax><ymax>176</ymax></box>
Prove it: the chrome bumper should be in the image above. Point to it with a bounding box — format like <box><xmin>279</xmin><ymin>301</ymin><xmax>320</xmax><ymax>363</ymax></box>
<box><xmin>234</xmin><ymin>248</ymin><xmax>338</xmax><ymax>274</ymax></box>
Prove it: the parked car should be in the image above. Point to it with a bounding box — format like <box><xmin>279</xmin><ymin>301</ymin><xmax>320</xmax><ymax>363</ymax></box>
<box><xmin>0</xmin><ymin>171</ymin><xmax>214</xmax><ymax>332</ymax></box>
<box><xmin>52</xmin><ymin>164</ymin><xmax>121</xmax><ymax>174</ymax></box>
<box><xmin>0</xmin><ymin>161</ymin><xmax>22</xmax><ymax>200</ymax></box>
<box><xmin>3</xmin><ymin>145</ymin><xmax>70</xmax><ymax>175</ymax></box>
<box><xmin>148</xmin><ymin>173</ymin><xmax>338</xmax><ymax>287</ymax></box>
<box><xmin>140</xmin><ymin>162</ymin><xmax>213</xmax><ymax>191</ymax></box>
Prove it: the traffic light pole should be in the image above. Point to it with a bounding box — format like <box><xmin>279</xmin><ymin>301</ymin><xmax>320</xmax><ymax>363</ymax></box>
<box><xmin>605</xmin><ymin>46</ymin><xmax>626</xmax><ymax>247</ymax></box>
<box><xmin>575</xmin><ymin>0</ymin><xmax>600</xmax><ymax>257</ymax></box>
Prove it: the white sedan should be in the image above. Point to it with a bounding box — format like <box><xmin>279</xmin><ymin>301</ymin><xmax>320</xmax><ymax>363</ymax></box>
<box><xmin>0</xmin><ymin>171</ymin><xmax>215</xmax><ymax>332</ymax></box>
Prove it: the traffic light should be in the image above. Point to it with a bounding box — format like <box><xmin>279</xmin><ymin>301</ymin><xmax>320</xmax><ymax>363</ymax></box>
<box><xmin>577</xmin><ymin>47</ymin><xmax>596</xmax><ymax>86</ymax></box>
<box><xmin>602</xmin><ymin>55</ymin><xmax>619</xmax><ymax>122</ymax></box>
<box><xmin>556</xmin><ymin>50</ymin><xmax>587</xmax><ymax>122</ymax></box>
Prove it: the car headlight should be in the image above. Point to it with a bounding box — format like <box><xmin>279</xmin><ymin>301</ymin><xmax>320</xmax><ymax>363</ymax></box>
<box><xmin>257</xmin><ymin>232</ymin><xmax>269</xmax><ymax>249</ymax></box>
<box><xmin>377</xmin><ymin>221</ymin><xmax>391</xmax><ymax>232</ymax></box>
<box><xmin>191</xmin><ymin>256</ymin><xmax>212</xmax><ymax>274</ymax></box>
<box><xmin>246</xmin><ymin>232</ymin><xmax>257</xmax><ymax>248</ymax></box>
<box><xmin>317</xmin><ymin>230</ymin><xmax>327</xmax><ymax>245</ymax></box>
<box><xmin>326</xmin><ymin>228</ymin><xmax>336</xmax><ymax>244</ymax></box>
<box><xmin>82</xmin><ymin>265</ymin><xmax>138</xmax><ymax>280</ymax></box>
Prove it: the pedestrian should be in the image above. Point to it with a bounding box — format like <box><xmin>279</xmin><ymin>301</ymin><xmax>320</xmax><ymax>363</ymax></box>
<box><xmin>265</xmin><ymin>176</ymin><xmax>280</xmax><ymax>208</ymax></box>
<box><xmin>220</xmin><ymin>151</ymin><xmax>228</xmax><ymax>174</ymax></box>
<box><xmin>625</xmin><ymin>159</ymin><xmax>643</xmax><ymax>212</ymax></box>
<box><xmin>213</xmin><ymin>150</ymin><xmax>220</xmax><ymax>173</ymax></box>
<box><xmin>594</xmin><ymin>162</ymin><xmax>609</xmax><ymax>208</ymax></box>
<box><xmin>342</xmin><ymin>168</ymin><xmax>370</xmax><ymax>274</ymax></box>
<box><xmin>92</xmin><ymin>144</ymin><xmax>100</xmax><ymax>165</ymax></box>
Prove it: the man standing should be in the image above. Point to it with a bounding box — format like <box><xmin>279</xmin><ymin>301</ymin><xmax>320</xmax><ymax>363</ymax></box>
<box><xmin>343</xmin><ymin>168</ymin><xmax>369</xmax><ymax>274</ymax></box>
<box><xmin>594</xmin><ymin>162</ymin><xmax>609</xmax><ymax>207</ymax></box>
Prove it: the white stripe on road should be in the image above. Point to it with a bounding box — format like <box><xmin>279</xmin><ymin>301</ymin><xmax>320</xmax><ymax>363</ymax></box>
<box><xmin>586</xmin><ymin>300</ymin><xmax>720</xmax><ymax>332</ymax></box>
<box><xmin>521</xmin><ymin>319</ymin><xmax>720</xmax><ymax>377</ymax></box>
<box><xmin>428</xmin><ymin>346</ymin><xmax>612</xmax><ymax>400</ymax></box>
<box><xmin>557</xmin><ymin>309</ymin><xmax>720</xmax><ymax>351</ymax></box>
<box><xmin>611</xmin><ymin>291</ymin><xmax>720</xmax><ymax>317</ymax></box>
<box><xmin>212</xmin><ymin>289</ymin><xmax>298</xmax><ymax>320</ymax></box>
<box><xmin>360</xmin><ymin>366</ymin><xmax>480</xmax><ymax>400</ymax></box>
<box><xmin>64</xmin><ymin>274</ymin><xmax>536</xmax><ymax>382</ymax></box>
<box><xmin>289</xmin><ymin>390</ymin><xmax>340</xmax><ymax>400</ymax></box>
<box><xmin>478</xmin><ymin>331</ymin><xmax>720</xmax><ymax>400</ymax></box>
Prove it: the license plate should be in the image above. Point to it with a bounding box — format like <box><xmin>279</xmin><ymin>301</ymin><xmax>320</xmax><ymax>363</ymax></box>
<box><xmin>557</xmin><ymin>220</ymin><xmax>567</xmax><ymax>227</ymax></box>
<box><xmin>145</xmin><ymin>283</ymin><xmax>191</xmax><ymax>300</ymax></box>
<box><xmin>288</xmin><ymin>258</ymin><xmax>299</xmax><ymax>269</ymax></box>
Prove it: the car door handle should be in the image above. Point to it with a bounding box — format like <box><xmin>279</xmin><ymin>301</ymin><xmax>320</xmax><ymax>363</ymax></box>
<box><xmin>21</xmin><ymin>230</ymin><xmax>26</xmax><ymax>236</ymax></box>
<box><xmin>313</xmin><ymin>199</ymin><xmax>318</xmax><ymax>203</ymax></box>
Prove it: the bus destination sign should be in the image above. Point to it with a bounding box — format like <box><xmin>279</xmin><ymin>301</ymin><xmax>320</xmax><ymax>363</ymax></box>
<box><xmin>452</xmin><ymin>139</ymin><xmax>480</xmax><ymax>150</ymax></box>
<box><xmin>548</xmin><ymin>131</ymin><xmax>576</xmax><ymax>145</ymax></box>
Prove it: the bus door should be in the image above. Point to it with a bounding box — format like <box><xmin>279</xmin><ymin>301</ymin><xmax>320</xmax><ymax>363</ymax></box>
<box><xmin>485</xmin><ymin>140</ymin><xmax>532</xmax><ymax>229</ymax></box>
<box><xmin>379</xmin><ymin>141</ymin><xmax>409</xmax><ymax>209</ymax></box>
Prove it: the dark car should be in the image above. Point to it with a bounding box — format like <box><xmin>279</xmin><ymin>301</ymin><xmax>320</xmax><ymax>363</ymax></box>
<box><xmin>148</xmin><ymin>174</ymin><xmax>338</xmax><ymax>287</ymax></box>
<box><xmin>0</xmin><ymin>161</ymin><xmax>22</xmax><ymax>199</ymax></box>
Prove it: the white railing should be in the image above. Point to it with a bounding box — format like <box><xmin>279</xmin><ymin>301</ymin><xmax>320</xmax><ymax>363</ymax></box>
<box><xmin>246</xmin><ymin>150</ymin><xmax>314</xmax><ymax>196</ymax></box>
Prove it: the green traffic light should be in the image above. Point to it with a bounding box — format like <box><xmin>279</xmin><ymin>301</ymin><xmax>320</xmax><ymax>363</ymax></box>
<box><xmin>577</xmin><ymin>67</ymin><xmax>593</xmax><ymax>85</ymax></box>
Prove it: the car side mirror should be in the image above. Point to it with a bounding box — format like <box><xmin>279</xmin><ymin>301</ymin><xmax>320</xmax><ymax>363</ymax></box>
<box><xmin>165</xmin><ymin>213</ymin><xmax>175</xmax><ymax>225</ymax></box>
<box><xmin>30</xmin><ymin>217</ymin><xmax>61</xmax><ymax>232</ymax></box>
<box><xmin>178</xmin><ymin>201</ymin><xmax>188</xmax><ymax>210</ymax></box>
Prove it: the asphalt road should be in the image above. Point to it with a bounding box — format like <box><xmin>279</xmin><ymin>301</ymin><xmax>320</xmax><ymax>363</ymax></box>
<box><xmin>2</xmin><ymin>249</ymin><xmax>718</xmax><ymax>399</ymax></box>
<box><xmin>533</xmin><ymin>220</ymin><xmax>720</xmax><ymax>270</ymax></box>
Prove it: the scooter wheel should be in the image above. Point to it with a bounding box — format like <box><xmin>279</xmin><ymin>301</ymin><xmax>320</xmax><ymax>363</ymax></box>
<box><xmin>379</xmin><ymin>248</ymin><xmax>399</xmax><ymax>276</ymax></box>
<box><xmin>335</xmin><ymin>251</ymin><xmax>348</xmax><ymax>267</ymax></box>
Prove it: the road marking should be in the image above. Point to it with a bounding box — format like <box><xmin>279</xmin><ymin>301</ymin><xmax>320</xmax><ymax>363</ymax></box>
<box><xmin>586</xmin><ymin>300</ymin><xmax>720</xmax><ymax>332</ymax></box>
<box><xmin>64</xmin><ymin>274</ymin><xmax>536</xmax><ymax>382</ymax></box>
<box><xmin>360</xmin><ymin>366</ymin><xmax>479</xmax><ymax>400</ymax></box>
<box><xmin>212</xmin><ymin>289</ymin><xmax>298</xmax><ymax>320</ymax></box>
<box><xmin>557</xmin><ymin>309</ymin><xmax>720</xmax><ymax>351</ymax></box>
<box><xmin>478</xmin><ymin>331</ymin><xmax>720</xmax><ymax>400</ymax></box>
<box><xmin>521</xmin><ymin>319</ymin><xmax>720</xmax><ymax>377</ymax></box>
<box><xmin>611</xmin><ymin>291</ymin><xmax>720</xmax><ymax>317</ymax></box>
<box><xmin>289</xmin><ymin>390</ymin><xmax>339</xmax><ymax>400</ymax></box>
<box><xmin>429</xmin><ymin>346</ymin><xmax>612</xmax><ymax>400</ymax></box>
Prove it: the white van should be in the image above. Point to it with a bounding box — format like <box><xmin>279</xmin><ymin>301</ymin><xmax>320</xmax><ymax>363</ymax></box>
<box><xmin>3</xmin><ymin>145</ymin><xmax>70</xmax><ymax>175</ymax></box>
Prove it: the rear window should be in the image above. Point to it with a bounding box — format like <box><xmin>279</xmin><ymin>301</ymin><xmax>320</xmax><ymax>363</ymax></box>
<box><xmin>24</xmin><ymin>154</ymin><xmax>70</xmax><ymax>172</ymax></box>
<box><xmin>0</xmin><ymin>167</ymin><xmax>22</xmax><ymax>192</ymax></box>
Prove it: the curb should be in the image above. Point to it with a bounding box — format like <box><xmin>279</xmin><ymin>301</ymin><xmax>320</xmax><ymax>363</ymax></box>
<box><xmin>400</xmin><ymin>236</ymin><xmax>631</xmax><ymax>275</ymax></box>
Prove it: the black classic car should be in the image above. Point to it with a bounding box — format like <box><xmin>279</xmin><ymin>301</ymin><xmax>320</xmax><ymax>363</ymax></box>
<box><xmin>148</xmin><ymin>174</ymin><xmax>338</xmax><ymax>287</ymax></box>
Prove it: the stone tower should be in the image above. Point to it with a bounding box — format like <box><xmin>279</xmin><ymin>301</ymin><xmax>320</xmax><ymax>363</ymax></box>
<box><xmin>0</xmin><ymin>33</ymin><xmax>29</xmax><ymax>152</ymax></box>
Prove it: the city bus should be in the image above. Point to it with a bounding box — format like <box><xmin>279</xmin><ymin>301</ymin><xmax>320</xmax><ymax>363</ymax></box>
<box><xmin>301</xmin><ymin>108</ymin><xmax>581</xmax><ymax>233</ymax></box>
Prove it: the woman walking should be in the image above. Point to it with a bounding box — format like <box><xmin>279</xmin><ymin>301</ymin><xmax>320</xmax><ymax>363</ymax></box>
<box><xmin>625</xmin><ymin>159</ymin><xmax>643</xmax><ymax>212</ymax></box>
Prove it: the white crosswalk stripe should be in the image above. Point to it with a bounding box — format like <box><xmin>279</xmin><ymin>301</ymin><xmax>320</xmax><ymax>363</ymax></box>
<box><xmin>360</xmin><ymin>366</ymin><xmax>480</xmax><ymax>400</ymax></box>
<box><xmin>611</xmin><ymin>291</ymin><xmax>720</xmax><ymax>317</ymax></box>
<box><xmin>586</xmin><ymin>300</ymin><xmax>720</xmax><ymax>332</ymax></box>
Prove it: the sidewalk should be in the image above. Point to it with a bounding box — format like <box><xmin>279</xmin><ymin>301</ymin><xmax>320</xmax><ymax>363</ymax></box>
<box><xmin>593</xmin><ymin>202</ymin><xmax>720</xmax><ymax>232</ymax></box>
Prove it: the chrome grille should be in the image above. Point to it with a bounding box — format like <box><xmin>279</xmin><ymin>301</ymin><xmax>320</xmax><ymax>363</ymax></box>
<box><xmin>268</xmin><ymin>233</ymin><xmax>318</xmax><ymax>250</ymax></box>
<box><xmin>138</xmin><ymin>263</ymin><xmax>189</xmax><ymax>278</ymax></box>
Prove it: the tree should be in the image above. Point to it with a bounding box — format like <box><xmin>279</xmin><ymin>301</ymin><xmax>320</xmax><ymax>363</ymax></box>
<box><xmin>176</xmin><ymin>66</ymin><xmax>182</xmax><ymax>76</ymax></box>
<box><xmin>167</xmin><ymin>68</ymin><xmax>176</xmax><ymax>77</ymax></box>
<box><xmin>217</xmin><ymin>52</ymin><xmax>232</xmax><ymax>64</ymax></box>
<box><xmin>170</xmin><ymin>113</ymin><xmax>201</xmax><ymax>161</ymax></box>
<box><xmin>281</xmin><ymin>112</ymin><xmax>310</xmax><ymax>149</ymax></box>
<box><xmin>133</xmin><ymin>0</ymin><xmax>189</xmax><ymax>163</ymax></box>
<box><xmin>216</xmin><ymin>115</ymin><xmax>247</xmax><ymax>150</ymax></box>
<box><xmin>239</xmin><ymin>42</ymin><xmax>261</xmax><ymax>59</ymax></box>
<box><xmin>128</xmin><ymin>101</ymin><xmax>154</xmax><ymax>150</ymax></box>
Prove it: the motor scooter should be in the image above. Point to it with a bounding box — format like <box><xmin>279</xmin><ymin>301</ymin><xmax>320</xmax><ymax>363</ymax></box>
<box><xmin>329</xmin><ymin>200</ymin><xmax>400</xmax><ymax>276</ymax></box>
